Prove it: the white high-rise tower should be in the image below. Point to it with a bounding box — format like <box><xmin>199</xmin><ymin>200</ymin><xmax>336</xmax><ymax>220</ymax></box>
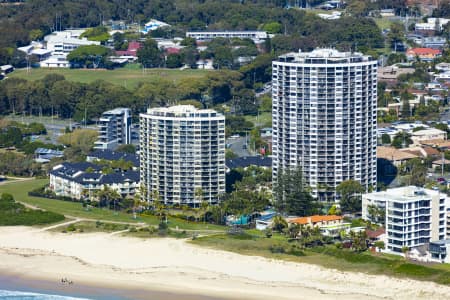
<box><xmin>140</xmin><ymin>105</ymin><xmax>226</xmax><ymax>206</ymax></box>
<box><xmin>272</xmin><ymin>49</ymin><xmax>377</xmax><ymax>201</ymax></box>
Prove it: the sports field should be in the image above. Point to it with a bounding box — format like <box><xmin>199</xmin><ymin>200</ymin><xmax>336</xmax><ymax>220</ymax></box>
<box><xmin>9</xmin><ymin>65</ymin><xmax>211</xmax><ymax>89</ymax></box>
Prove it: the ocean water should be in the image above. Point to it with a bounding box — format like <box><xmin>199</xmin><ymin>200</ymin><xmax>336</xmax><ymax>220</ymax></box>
<box><xmin>0</xmin><ymin>289</ymin><xmax>91</xmax><ymax>300</ymax></box>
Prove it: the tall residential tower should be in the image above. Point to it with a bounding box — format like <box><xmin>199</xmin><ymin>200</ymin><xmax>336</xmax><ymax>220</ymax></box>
<box><xmin>272</xmin><ymin>49</ymin><xmax>377</xmax><ymax>201</ymax></box>
<box><xmin>140</xmin><ymin>105</ymin><xmax>225</xmax><ymax>206</ymax></box>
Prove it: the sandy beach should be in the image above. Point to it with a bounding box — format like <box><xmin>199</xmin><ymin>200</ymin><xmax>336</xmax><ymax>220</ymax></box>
<box><xmin>0</xmin><ymin>226</ymin><xmax>449</xmax><ymax>300</ymax></box>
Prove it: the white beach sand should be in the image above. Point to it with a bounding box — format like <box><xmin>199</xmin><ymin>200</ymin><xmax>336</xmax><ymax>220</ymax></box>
<box><xmin>0</xmin><ymin>226</ymin><xmax>449</xmax><ymax>299</ymax></box>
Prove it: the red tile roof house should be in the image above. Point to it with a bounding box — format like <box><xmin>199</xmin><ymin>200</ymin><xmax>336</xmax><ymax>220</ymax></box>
<box><xmin>165</xmin><ymin>47</ymin><xmax>181</xmax><ymax>55</ymax></box>
<box><xmin>115</xmin><ymin>41</ymin><xmax>142</xmax><ymax>57</ymax></box>
<box><xmin>406</xmin><ymin>48</ymin><xmax>442</xmax><ymax>62</ymax></box>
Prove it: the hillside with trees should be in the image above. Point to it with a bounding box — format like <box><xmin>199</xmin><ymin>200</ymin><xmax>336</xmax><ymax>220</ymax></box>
<box><xmin>0</xmin><ymin>0</ymin><xmax>384</xmax><ymax>65</ymax></box>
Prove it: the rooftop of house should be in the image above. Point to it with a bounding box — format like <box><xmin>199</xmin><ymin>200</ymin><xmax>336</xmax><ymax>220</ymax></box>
<box><xmin>377</xmin><ymin>146</ymin><xmax>419</xmax><ymax>161</ymax></box>
<box><xmin>406</xmin><ymin>48</ymin><xmax>442</xmax><ymax>55</ymax></box>
<box><xmin>420</xmin><ymin>139</ymin><xmax>450</xmax><ymax>148</ymax></box>
<box><xmin>411</xmin><ymin>128</ymin><xmax>446</xmax><ymax>136</ymax></box>
<box><xmin>288</xmin><ymin>215</ymin><xmax>343</xmax><ymax>225</ymax></box>
<box><xmin>88</xmin><ymin>149</ymin><xmax>139</xmax><ymax>167</ymax></box>
<box><xmin>226</xmin><ymin>156</ymin><xmax>272</xmax><ymax>169</ymax></box>
<box><xmin>366</xmin><ymin>228</ymin><xmax>386</xmax><ymax>239</ymax></box>
<box><xmin>50</xmin><ymin>162</ymin><xmax>139</xmax><ymax>185</ymax></box>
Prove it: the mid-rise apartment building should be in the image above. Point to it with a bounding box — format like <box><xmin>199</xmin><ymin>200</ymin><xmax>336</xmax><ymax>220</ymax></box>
<box><xmin>94</xmin><ymin>108</ymin><xmax>132</xmax><ymax>150</ymax></box>
<box><xmin>272</xmin><ymin>48</ymin><xmax>378</xmax><ymax>201</ymax></box>
<box><xmin>139</xmin><ymin>105</ymin><xmax>225</xmax><ymax>206</ymax></box>
<box><xmin>362</xmin><ymin>186</ymin><xmax>447</xmax><ymax>254</ymax></box>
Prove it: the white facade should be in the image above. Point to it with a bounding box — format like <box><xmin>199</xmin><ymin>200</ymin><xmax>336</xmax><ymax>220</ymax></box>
<box><xmin>411</xmin><ymin>128</ymin><xmax>447</xmax><ymax>145</ymax></box>
<box><xmin>94</xmin><ymin>108</ymin><xmax>132</xmax><ymax>150</ymax></box>
<box><xmin>45</xmin><ymin>30</ymin><xmax>100</xmax><ymax>55</ymax></box>
<box><xmin>140</xmin><ymin>105</ymin><xmax>225</xmax><ymax>206</ymax></box>
<box><xmin>186</xmin><ymin>31</ymin><xmax>267</xmax><ymax>41</ymax></box>
<box><xmin>272</xmin><ymin>49</ymin><xmax>378</xmax><ymax>201</ymax></box>
<box><xmin>49</xmin><ymin>163</ymin><xmax>139</xmax><ymax>200</ymax></box>
<box><xmin>415</xmin><ymin>18</ymin><xmax>450</xmax><ymax>32</ymax></box>
<box><xmin>362</xmin><ymin>187</ymin><xmax>447</xmax><ymax>254</ymax></box>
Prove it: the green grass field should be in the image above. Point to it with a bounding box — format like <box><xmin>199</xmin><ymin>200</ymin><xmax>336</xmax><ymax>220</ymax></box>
<box><xmin>245</xmin><ymin>111</ymin><xmax>272</xmax><ymax>127</ymax></box>
<box><xmin>373</xmin><ymin>17</ymin><xmax>396</xmax><ymax>31</ymax></box>
<box><xmin>9</xmin><ymin>67</ymin><xmax>212</xmax><ymax>89</ymax></box>
<box><xmin>0</xmin><ymin>178</ymin><xmax>226</xmax><ymax>231</ymax></box>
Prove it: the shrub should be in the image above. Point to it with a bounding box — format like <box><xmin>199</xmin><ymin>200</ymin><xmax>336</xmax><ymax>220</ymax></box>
<box><xmin>269</xmin><ymin>244</ymin><xmax>285</xmax><ymax>254</ymax></box>
<box><xmin>129</xmin><ymin>226</ymin><xmax>137</xmax><ymax>232</ymax></box>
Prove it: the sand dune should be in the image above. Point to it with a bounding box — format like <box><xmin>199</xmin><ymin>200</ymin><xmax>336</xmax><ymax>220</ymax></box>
<box><xmin>0</xmin><ymin>226</ymin><xmax>449</xmax><ymax>300</ymax></box>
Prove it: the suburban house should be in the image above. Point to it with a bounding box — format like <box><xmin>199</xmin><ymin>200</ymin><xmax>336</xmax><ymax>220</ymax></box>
<box><xmin>34</xmin><ymin>147</ymin><xmax>64</xmax><ymax>163</ymax></box>
<box><xmin>377</xmin><ymin>146</ymin><xmax>419</xmax><ymax>168</ymax></box>
<box><xmin>225</xmin><ymin>156</ymin><xmax>272</xmax><ymax>172</ymax></box>
<box><xmin>140</xmin><ymin>19</ymin><xmax>170</xmax><ymax>34</ymax></box>
<box><xmin>115</xmin><ymin>41</ymin><xmax>141</xmax><ymax>58</ymax></box>
<box><xmin>287</xmin><ymin>215</ymin><xmax>350</xmax><ymax>237</ymax></box>
<box><xmin>406</xmin><ymin>48</ymin><xmax>442</xmax><ymax>62</ymax></box>
<box><xmin>411</xmin><ymin>128</ymin><xmax>447</xmax><ymax>145</ymax></box>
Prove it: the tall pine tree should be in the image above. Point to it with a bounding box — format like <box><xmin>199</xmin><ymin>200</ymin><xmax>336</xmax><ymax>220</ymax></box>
<box><xmin>273</xmin><ymin>166</ymin><xmax>319</xmax><ymax>216</ymax></box>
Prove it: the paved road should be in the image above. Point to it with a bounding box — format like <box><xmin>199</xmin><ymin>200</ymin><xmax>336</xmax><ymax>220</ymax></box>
<box><xmin>227</xmin><ymin>136</ymin><xmax>251</xmax><ymax>157</ymax></box>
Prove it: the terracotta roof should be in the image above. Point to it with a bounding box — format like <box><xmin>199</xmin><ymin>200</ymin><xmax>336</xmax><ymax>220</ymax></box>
<box><xmin>366</xmin><ymin>228</ymin><xmax>385</xmax><ymax>239</ymax></box>
<box><xmin>423</xmin><ymin>146</ymin><xmax>441</xmax><ymax>156</ymax></box>
<box><xmin>288</xmin><ymin>215</ymin><xmax>343</xmax><ymax>225</ymax></box>
<box><xmin>420</xmin><ymin>139</ymin><xmax>450</xmax><ymax>149</ymax></box>
<box><xmin>407</xmin><ymin>48</ymin><xmax>442</xmax><ymax>55</ymax></box>
<box><xmin>377</xmin><ymin>146</ymin><xmax>419</xmax><ymax>161</ymax></box>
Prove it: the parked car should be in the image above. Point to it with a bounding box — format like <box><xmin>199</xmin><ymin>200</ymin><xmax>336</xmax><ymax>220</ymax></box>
<box><xmin>437</xmin><ymin>177</ymin><xmax>447</xmax><ymax>184</ymax></box>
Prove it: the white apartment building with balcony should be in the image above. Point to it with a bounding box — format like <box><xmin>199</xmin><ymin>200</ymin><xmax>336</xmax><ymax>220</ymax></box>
<box><xmin>186</xmin><ymin>31</ymin><xmax>268</xmax><ymax>41</ymax></box>
<box><xmin>139</xmin><ymin>105</ymin><xmax>225</xmax><ymax>206</ymax></box>
<box><xmin>94</xmin><ymin>108</ymin><xmax>132</xmax><ymax>150</ymax></box>
<box><xmin>272</xmin><ymin>49</ymin><xmax>378</xmax><ymax>201</ymax></box>
<box><xmin>362</xmin><ymin>186</ymin><xmax>447</xmax><ymax>254</ymax></box>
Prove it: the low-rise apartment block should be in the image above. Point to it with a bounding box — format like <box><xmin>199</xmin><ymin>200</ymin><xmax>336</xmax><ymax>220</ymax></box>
<box><xmin>362</xmin><ymin>187</ymin><xmax>447</xmax><ymax>254</ymax></box>
<box><xmin>49</xmin><ymin>162</ymin><xmax>139</xmax><ymax>200</ymax></box>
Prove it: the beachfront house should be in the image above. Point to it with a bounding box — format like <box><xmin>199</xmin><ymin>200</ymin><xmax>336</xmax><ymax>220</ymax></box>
<box><xmin>287</xmin><ymin>215</ymin><xmax>350</xmax><ymax>237</ymax></box>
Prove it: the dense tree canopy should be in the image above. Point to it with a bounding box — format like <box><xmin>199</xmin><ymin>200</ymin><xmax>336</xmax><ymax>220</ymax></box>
<box><xmin>273</xmin><ymin>167</ymin><xmax>320</xmax><ymax>216</ymax></box>
<box><xmin>0</xmin><ymin>0</ymin><xmax>385</xmax><ymax>65</ymax></box>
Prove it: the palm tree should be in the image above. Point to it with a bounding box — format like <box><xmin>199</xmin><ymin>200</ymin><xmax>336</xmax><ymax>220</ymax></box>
<box><xmin>402</xmin><ymin>246</ymin><xmax>409</xmax><ymax>259</ymax></box>
<box><xmin>288</xmin><ymin>223</ymin><xmax>301</xmax><ymax>239</ymax></box>
<box><xmin>200</xmin><ymin>200</ymin><xmax>209</xmax><ymax>224</ymax></box>
<box><xmin>194</xmin><ymin>187</ymin><xmax>203</xmax><ymax>208</ymax></box>
<box><xmin>272</xmin><ymin>215</ymin><xmax>288</xmax><ymax>233</ymax></box>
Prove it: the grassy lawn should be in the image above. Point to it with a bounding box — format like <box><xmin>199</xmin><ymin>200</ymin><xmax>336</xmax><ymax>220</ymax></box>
<box><xmin>51</xmin><ymin>220</ymin><xmax>130</xmax><ymax>233</ymax></box>
<box><xmin>191</xmin><ymin>233</ymin><xmax>450</xmax><ymax>285</ymax></box>
<box><xmin>372</xmin><ymin>17</ymin><xmax>395</xmax><ymax>31</ymax></box>
<box><xmin>0</xmin><ymin>179</ymin><xmax>226</xmax><ymax>231</ymax></box>
<box><xmin>245</xmin><ymin>111</ymin><xmax>272</xmax><ymax>127</ymax></box>
<box><xmin>9</xmin><ymin>67</ymin><xmax>212</xmax><ymax>89</ymax></box>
